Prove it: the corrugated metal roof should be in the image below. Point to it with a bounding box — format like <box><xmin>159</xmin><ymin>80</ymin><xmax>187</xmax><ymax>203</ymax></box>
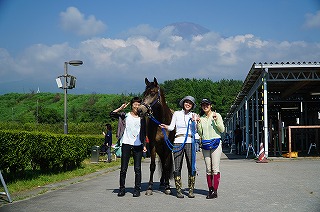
<box><xmin>225</xmin><ymin>62</ymin><xmax>320</xmax><ymax>121</ymax></box>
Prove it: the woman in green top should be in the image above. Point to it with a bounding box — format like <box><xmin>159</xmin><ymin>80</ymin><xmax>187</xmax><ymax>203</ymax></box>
<box><xmin>196</xmin><ymin>98</ymin><xmax>225</xmax><ymax>199</ymax></box>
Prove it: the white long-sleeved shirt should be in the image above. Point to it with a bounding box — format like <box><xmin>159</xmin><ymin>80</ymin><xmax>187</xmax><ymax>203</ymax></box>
<box><xmin>121</xmin><ymin>112</ymin><xmax>141</xmax><ymax>146</ymax></box>
<box><xmin>167</xmin><ymin>109</ymin><xmax>196</xmax><ymax>144</ymax></box>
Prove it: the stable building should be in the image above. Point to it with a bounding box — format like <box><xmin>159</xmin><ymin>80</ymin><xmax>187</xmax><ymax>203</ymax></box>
<box><xmin>224</xmin><ymin>62</ymin><xmax>320</xmax><ymax>158</ymax></box>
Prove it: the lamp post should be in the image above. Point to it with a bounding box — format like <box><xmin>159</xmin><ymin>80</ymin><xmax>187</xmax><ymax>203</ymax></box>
<box><xmin>57</xmin><ymin>60</ymin><xmax>83</xmax><ymax>134</ymax></box>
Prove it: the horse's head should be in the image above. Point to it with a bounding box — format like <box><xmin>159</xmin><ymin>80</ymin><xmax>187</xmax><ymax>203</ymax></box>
<box><xmin>138</xmin><ymin>77</ymin><xmax>161</xmax><ymax>117</ymax></box>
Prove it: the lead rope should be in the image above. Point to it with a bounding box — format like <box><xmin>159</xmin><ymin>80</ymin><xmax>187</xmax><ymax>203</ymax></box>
<box><xmin>191</xmin><ymin>120</ymin><xmax>197</xmax><ymax>176</ymax></box>
<box><xmin>148</xmin><ymin>115</ymin><xmax>190</xmax><ymax>152</ymax></box>
<box><xmin>148</xmin><ymin>115</ymin><xmax>197</xmax><ymax>174</ymax></box>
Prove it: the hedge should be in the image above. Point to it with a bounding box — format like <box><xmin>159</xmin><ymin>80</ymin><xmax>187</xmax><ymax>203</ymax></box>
<box><xmin>0</xmin><ymin>130</ymin><xmax>103</xmax><ymax>175</ymax></box>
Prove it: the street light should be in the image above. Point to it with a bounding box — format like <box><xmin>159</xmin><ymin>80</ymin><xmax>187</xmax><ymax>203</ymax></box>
<box><xmin>56</xmin><ymin>60</ymin><xmax>83</xmax><ymax>134</ymax></box>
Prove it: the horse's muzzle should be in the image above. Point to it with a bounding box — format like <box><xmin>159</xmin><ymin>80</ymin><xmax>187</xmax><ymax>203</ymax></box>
<box><xmin>137</xmin><ymin>103</ymin><xmax>151</xmax><ymax>117</ymax></box>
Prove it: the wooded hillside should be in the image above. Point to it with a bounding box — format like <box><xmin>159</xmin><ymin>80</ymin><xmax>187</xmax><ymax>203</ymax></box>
<box><xmin>0</xmin><ymin>78</ymin><xmax>242</xmax><ymax>134</ymax></box>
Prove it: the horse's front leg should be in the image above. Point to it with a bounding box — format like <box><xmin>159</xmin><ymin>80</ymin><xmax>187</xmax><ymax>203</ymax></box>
<box><xmin>145</xmin><ymin>148</ymin><xmax>156</xmax><ymax>196</ymax></box>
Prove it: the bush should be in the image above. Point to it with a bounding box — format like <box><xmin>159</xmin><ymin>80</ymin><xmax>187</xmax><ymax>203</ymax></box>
<box><xmin>36</xmin><ymin>107</ymin><xmax>62</xmax><ymax>124</ymax></box>
<box><xmin>0</xmin><ymin>130</ymin><xmax>103</xmax><ymax>179</ymax></box>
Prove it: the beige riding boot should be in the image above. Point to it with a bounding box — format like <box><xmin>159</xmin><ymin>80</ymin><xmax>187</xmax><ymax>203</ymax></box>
<box><xmin>174</xmin><ymin>175</ymin><xmax>184</xmax><ymax>198</ymax></box>
<box><xmin>188</xmin><ymin>175</ymin><xmax>195</xmax><ymax>198</ymax></box>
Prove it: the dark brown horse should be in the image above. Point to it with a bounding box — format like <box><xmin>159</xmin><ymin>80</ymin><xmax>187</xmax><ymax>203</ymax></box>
<box><xmin>138</xmin><ymin>77</ymin><xmax>175</xmax><ymax>195</ymax></box>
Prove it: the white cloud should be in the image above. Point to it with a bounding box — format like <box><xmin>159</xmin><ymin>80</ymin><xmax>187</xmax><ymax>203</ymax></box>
<box><xmin>60</xmin><ymin>7</ymin><xmax>107</xmax><ymax>37</ymax></box>
<box><xmin>123</xmin><ymin>24</ymin><xmax>159</xmax><ymax>39</ymax></box>
<box><xmin>304</xmin><ymin>10</ymin><xmax>320</xmax><ymax>29</ymax></box>
<box><xmin>0</xmin><ymin>48</ymin><xmax>14</xmax><ymax>75</ymax></box>
<box><xmin>0</xmin><ymin>27</ymin><xmax>320</xmax><ymax>94</ymax></box>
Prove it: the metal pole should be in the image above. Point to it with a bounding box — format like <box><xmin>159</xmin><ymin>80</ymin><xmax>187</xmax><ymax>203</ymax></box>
<box><xmin>263</xmin><ymin>72</ymin><xmax>269</xmax><ymax>158</ymax></box>
<box><xmin>64</xmin><ymin>62</ymin><xmax>68</xmax><ymax>134</ymax></box>
<box><xmin>0</xmin><ymin>170</ymin><xmax>12</xmax><ymax>203</ymax></box>
<box><xmin>36</xmin><ymin>99</ymin><xmax>39</xmax><ymax>124</ymax></box>
<box><xmin>255</xmin><ymin>91</ymin><xmax>259</xmax><ymax>153</ymax></box>
<box><xmin>245</xmin><ymin>97</ymin><xmax>249</xmax><ymax>149</ymax></box>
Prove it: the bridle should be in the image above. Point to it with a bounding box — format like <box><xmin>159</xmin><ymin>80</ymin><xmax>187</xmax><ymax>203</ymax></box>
<box><xmin>140</xmin><ymin>85</ymin><xmax>161</xmax><ymax>116</ymax></box>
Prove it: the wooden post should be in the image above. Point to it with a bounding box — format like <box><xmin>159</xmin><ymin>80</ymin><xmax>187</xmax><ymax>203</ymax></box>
<box><xmin>287</xmin><ymin>125</ymin><xmax>320</xmax><ymax>158</ymax></box>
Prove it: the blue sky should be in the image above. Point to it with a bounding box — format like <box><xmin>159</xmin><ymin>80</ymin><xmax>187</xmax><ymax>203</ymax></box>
<box><xmin>0</xmin><ymin>0</ymin><xmax>320</xmax><ymax>94</ymax></box>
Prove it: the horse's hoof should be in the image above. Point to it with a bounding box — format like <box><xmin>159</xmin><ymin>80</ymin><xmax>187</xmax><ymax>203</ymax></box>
<box><xmin>145</xmin><ymin>190</ymin><xmax>153</xmax><ymax>196</ymax></box>
<box><xmin>164</xmin><ymin>189</ymin><xmax>172</xmax><ymax>195</ymax></box>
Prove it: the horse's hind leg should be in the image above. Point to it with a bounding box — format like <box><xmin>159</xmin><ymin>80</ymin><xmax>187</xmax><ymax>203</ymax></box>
<box><xmin>163</xmin><ymin>169</ymin><xmax>172</xmax><ymax>195</ymax></box>
<box><xmin>145</xmin><ymin>148</ymin><xmax>156</xmax><ymax>196</ymax></box>
<box><xmin>162</xmin><ymin>153</ymin><xmax>173</xmax><ymax>195</ymax></box>
<box><xmin>158</xmin><ymin>159</ymin><xmax>167</xmax><ymax>188</ymax></box>
<box><xmin>157</xmin><ymin>153</ymin><xmax>167</xmax><ymax>189</ymax></box>
<box><xmin>159</xmin><ymin>175</ymin><xmax>165</xmax><ymax>188</ymax></box>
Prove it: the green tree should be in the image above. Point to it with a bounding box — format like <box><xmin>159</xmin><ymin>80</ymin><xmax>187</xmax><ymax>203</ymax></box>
<box><xmin>36</xmin><ymin>107</ymin><xmax>63</xmax><ymax>124</ymax></box>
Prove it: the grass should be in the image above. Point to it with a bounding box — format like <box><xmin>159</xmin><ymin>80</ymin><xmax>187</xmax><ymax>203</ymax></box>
<box><xmin>2</xmin><ymin>156</ymin><xmax>122</xmax><ymax>199</ymax></box>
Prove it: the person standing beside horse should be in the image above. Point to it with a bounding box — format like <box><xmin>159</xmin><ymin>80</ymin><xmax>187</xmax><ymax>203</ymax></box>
<box><xmin>196</xmin><ymin>98</ymin><xmax>225</xmax><ymax>199</ymax></box>
<box><xmin>160</xmin><ymin>96</ymin><xmax>198</xmax><ymax>198</ymax></box>
<box><xmin>110</xmin><ymin>97</ymin><xmax>147</xmax><ymax>197</ymax></box>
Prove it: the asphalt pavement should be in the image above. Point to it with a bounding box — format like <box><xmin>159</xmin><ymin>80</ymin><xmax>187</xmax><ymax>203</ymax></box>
<box><xmin>1</xmin><ymin>150</ymin><xmax>320</xmax><ymax>212</ymax></box>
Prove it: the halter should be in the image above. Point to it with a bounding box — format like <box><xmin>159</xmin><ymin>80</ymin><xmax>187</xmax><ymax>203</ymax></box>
<box><xmin>140</xmin><ymin>85</ymin><xmax>161</xmax><ymax>116</ymax></box>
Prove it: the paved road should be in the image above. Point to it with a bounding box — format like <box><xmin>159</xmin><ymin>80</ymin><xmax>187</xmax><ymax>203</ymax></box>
<box><xmin>1</xmin><ymin>151</ymin><xmax>320</xmax><ymax>212</ymax></box>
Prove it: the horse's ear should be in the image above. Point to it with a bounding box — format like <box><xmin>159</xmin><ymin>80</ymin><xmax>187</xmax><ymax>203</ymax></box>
<box><xmin>145</xmin><ymin>78</ymin><xmax>150</xmax><ymax>85</ymax></box>
<box><xmin>153</xmin><ymin>77</ymin><xmax>158</xmax><ymax>86</ymax></box>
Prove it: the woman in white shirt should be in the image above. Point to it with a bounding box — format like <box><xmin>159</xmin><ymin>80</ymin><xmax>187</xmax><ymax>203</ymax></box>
<box><xmin>160</xmin><ymin>96</ymin><xmax>197</xmax><ymax>198</ymax></box>
<box><xmin>110</xmin><ymin>97</ymin><xmax>147</xmax><ymax>198</ymax></box>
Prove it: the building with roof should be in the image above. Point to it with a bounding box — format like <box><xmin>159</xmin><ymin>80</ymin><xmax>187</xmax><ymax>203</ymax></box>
<box><xmin>224</xmin><ymin>62</ymin><xmax>320</xmax><ymax>158</ymax></box>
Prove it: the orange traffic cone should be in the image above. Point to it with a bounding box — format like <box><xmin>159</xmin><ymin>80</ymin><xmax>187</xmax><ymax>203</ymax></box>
<box><xmin>256</xmin><ymin>142</ymin><xmax>268</xmax><ymax>163</ymax></box>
